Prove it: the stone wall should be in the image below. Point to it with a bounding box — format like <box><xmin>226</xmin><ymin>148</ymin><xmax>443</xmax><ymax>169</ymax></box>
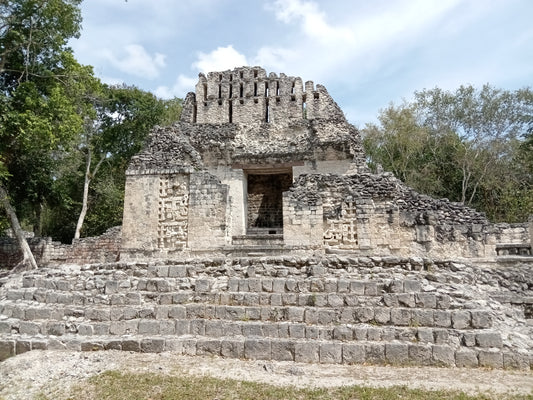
<box><xmin>0</xmin><ymin>227</ymin><xmax>121</xmax><ymax>268</ymax></box>
<box><xmin>188</xmin><ymin>172</ymin><xmax>229</xmax><ymax>250</ymax></box>
<box><xmin>1</xmin><ymin>255</ymin><xmax>531</xmax><ymax>368</ymax></box>
<box><xmin>121</xmin><ymin>67</ymin><xmax>533</xmax><ymax>262</ymax></box>
<box><xmin>188</xmin><ymin>67</ymin><xmax>345</xmax><ymax>125</ymax></box>
<box><xmin>286</xmin><ymin>173</ymin><xmax>532</xmax><ymax>259</ymax></box>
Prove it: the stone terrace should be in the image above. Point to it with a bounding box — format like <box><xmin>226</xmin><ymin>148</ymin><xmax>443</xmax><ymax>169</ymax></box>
<box><xmin>1</xmin><ymin>256</ymin><xmax>531</xmax><ymax>369</ymax></box>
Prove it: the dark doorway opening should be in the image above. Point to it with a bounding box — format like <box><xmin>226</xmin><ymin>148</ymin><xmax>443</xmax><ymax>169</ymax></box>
<box><xmin>247</xmin><ymin>172</ymin><xmax>292</xmax><ymax>234</ymax></box>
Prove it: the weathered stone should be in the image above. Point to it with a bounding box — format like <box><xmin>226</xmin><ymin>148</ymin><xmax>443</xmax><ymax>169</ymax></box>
<box><xmin>168</xmin><ymin>305</ymin><xmax>186</xmax><ymax>319</ymax></box>
<box><xmin>164</xmin><ymin>339</ymin><xmax>183</xmax><ymax>353</ymax></box>
<box><xmin>471</xmin><ymin>311</ymin><xmax>491</xmax><ymax>328</ymax></box>
<box><xmin>390</xmin><ymin>308</ymin><xmax>410</xmax><ymax>326</ymax></box>
<box><xmin>365</xmin><ymin>343</ymin><xmax>385</xmax><ymax>364</ymax></box>
<box><xmin>416</xmin><ymin>293</ymin><xmax>436</xmax><ymax>308</ymax></box>
<box><xmin>342</xmin><ymin>343</ymin><xmax>365</xmax><ymax>364</ymax></box>
<box><xmin>374</xmin><ymin>308</ymin><xmax>391</xmax><ymax>324</ymax></box>
<box><xmin>190</xmin><ymin>319</ymin><xmax>205</xmax><ymax>335</ymax></box>
<box><xmin>385</xmin><ymin>343</ymin><xmax>409</xmax><ymax>365</ymax></box>
<box><xmin>416</xmin><ymin>328</ymin><xmax>434</xmax><ymax>343</ymax></box>
<box><xmin>244</xmin><ymin>338</ymin><xmax>271</xmax><ymax>360</ymax></box>
<box><xmin>19</xmin><ymin>321</ymin><xmax>41</xmax><ymax>335</ymax></box>
<box><xmin>327</xmin><ymin>293</ymin><xmax>344</xmax><ymax>307</ymax></box>
<box><xmin>31</xmin><ymin>340</ymin><xmax>47</xmax><ymax>350</ymax></box>
<box><xmin>333</xmin><ymin>326</ymin><xmax>353</xmax><ymax>341</ymax></box>
<box><xmin>141</xmin><ymin>338</ymin><xmax>165</xmax><ymax>353</ymax></box>
<box><xmin>288</xmin><ymin>323</ymin><xmax>305</xmax><ymax>339</ymax></box>
<box><xmin>295</xmin><ymin>342</ymin><xmax>319</xmax><ymax>363</ymax></box>
<box><xmin>78</xmin><ymin>324</ymin><xmax>94</xmax><ymax>336</ymax></box>
<box><xmin>432</xmin><ymin>345</ymin><xmax>455</xmax><ymax>367</ymax></box>
<box><xmin>408</xmin><ymin>344</ymin><xmax>432</xmax><ymax>366</ymax></box>
<box><xmin>101</xmin><ymin>340</ymin><xmax>120</xmax><ymax>351</ymax></box>
<box><xmin>433</xmin><ymin>310</ymin><xmax>451</xmax><ymax>328</ymax></box>
<box><xmin>503</xmin><ymin>352</ymin><xmax>530</xmax><ymax>370</ymax></box>
<box><xmin>271</xmin><ymin>340</ymin><xmax>295</xmax><ymax>361</ymax></box>
<box><xmin>318</xmin><ymin>309</ymin><xmax>336</xmax><ymax>325</ymax></box>
<box><xmin>122</xmin><ymin>339</ymin><xmax>141</xmax><ymax>352</ymax></box>
<box><xmin>0</xmin><ymin>340</ymin><xmax>15</xmax><ymax>361</ymax></box>
<box><xmin>475</xmin><ymin>332</ymin><xmax>502</xmax><ymax>348</ymax></box>
<box><xmin>138</xmin><ymin>320</ymin><xmax>160</xmax><ymax>335</ymax></box>
<box><xmin>221</xmin><ymin>339</ymin><xmax>244</xmax><ymax>358</ymax></box>
<box><xmin>353</xmin><ymin>326</ymin><xmax>367</xmax><ymax>341</ymax></box>
<box><xmin>47</xmin><ymin>322</ymin><xmax>65</xmax><ymax>336</ymax></box>
<box><xmin>81</xmin><ymin>341</ymin><xmax>104</xmax><ymax>352</ymax></box>
<box><xmin>478</xmin><ymin>350</ymin><xmax>503</xmax><ymax>368</ymax></box>
<box><xmin>433</xmin><ymin>329</ymin><xmax>449</xmax><ymax>345</ymax></box>
<box><xmin>455</xmin><ymin>349</ymin><xmax>478</xmax><ymax>367</ymax></box>
<box><xmin>367</xmin><ymin>327</ymin><xmax>382</xmax><ymax>341</ymax></box>
<box><xmin>462</xmin><ymin>332</ymin><xmax>476</xmax><ymax>347</ymax></box>
<box><xmin>451</xmin><ymin>310</ymin><xmax>471</xmax><ymax>329</ymax></box>
<box><xmin>403</xmin><ymin>280</ymin><xmax>422</xmax><ymax>293</ymax></box>
<box><xmin>319</xmin><ymin>343</ymin><xmax>342</xmax><ymax>364</ymax></box>
<box><xmin>15</xmin><ymin>340</ymin><xmax>31</xmax><ymax>355</ymax></box>
<box><xmin>196</xmin><ymin>339</ymin><xmax>221</xmax><ymax>356</ymax></box>
<box><xmin>355</xmin><ymin>307</ymin><xmax>374</xmax><ymax>323</ymax></box>
<box><xmin>350</xmin><ymin>281</ymin><xmax>365</xmax><ymax>295</ymax></box>
<box><xmin>182</xmin><ymin>338</ymin><xmax>197</xmax><ymax>356</ymax></box>
<box><xmin>411</xmin><ymin>309</ymin><xmax>434</xmax><ymax>327</ymax></box>
<box><xmin>0</xmin><ymin>321</ymin><xmax>11</xmax><ymax>334</ymax></box>
<box><xmin>242</xmin><ymin>323</ymin><xmax>263</xmax><ymax>337</ymax></box>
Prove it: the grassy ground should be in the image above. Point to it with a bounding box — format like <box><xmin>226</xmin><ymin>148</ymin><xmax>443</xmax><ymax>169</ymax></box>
<box><xmin>38</xmin><ymin>370</ymin><xmax>533</xmax><ymax>400</ymax></box>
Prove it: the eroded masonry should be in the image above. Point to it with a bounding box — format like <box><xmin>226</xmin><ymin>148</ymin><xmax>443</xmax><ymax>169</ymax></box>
<box><xmin>122</xmin><ymin>67</ymin><xmax>532</xmax><ymax>260</ymax></box>
<box><xmin>1</xmin><ymin>67</ymin><xmax>532</xmax><ymax>369</ymax></box>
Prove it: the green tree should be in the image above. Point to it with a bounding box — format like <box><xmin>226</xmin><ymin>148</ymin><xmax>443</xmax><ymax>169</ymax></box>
<box><xmin>53</xmin><ymin>84</ymin><xmax>183</xmax><ymax>241</ymax></box>
<box><xmin>363</xmin><ymin>103</ymin><xmax>463</xmax><ymax>200</ymax></box>
<box><xmin>363</xmin><ymin>85</ymin><xmax>533</xmax><ymax>222</ymax></box>
<box><xmin>414</xmin><ymin>85</ymin><xmax>531</xmax><ymax>207</ymax></box>
<box><xmin>1</xmin><ymin>0</ymin><xmax>83</xmax><ymax>268</ymax></box>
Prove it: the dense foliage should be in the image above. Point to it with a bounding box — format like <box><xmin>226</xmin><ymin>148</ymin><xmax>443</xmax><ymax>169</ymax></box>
<box><xmin>0</xmin><ymin>0</ymin><xmax>182</xmax><ymax>242</ymax></box>
<box><xmin>362</xmin><ymin>85</ymin><xmax>533</xmax><ymax>222</ymax></box>
<box><xmin>1</xmin><ymin>0</ymin><xmax>531</xmax><ymax>251</ymax></box>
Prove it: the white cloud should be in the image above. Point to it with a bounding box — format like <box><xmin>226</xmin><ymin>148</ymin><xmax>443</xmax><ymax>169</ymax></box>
<box><xmin>252</xmin><ymin>47</ymin><xmax>296</xmax><ymax>72</ymax></box>
<box><xmin>192</xmin><ymin>45</ymin><xmax>248</xmax><ymax>73</ymax></box>
<box><xmin>99</xmin><ymin>76</ymin><xmax>126</xmax><ymax>87</ymax></box>
<box><xmin>157</xmin><ymin>45</ymin><xmax>249</xmax><ymax>98</ymax></box>
<box><xmin>271</xmin><ymin>0</ymin><xmax>354</xmax><ymax>45</ymax></box>
<box><xmin>155</xmin><ymin>74</ymin><xmax>198</xmax><ymax>99</ymax></box>
<box><xmin>102</xmin><ymin>44</ymin><xmax>166</xmax><ymax>79</ymax></box>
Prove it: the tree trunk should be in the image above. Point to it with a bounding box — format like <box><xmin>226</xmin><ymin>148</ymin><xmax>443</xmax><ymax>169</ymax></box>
<box><xmin>74</xmin><ymin>151</ymin><xmax>91</xmax><ymax>239</ymax></box>
<box><xmin>74</xmin><ymin>150</ymin><xmax>105</xmax><ymax>240</ymax></box>
<box><xmin>0</xmin><ymin>185</ymin><xmax>38</xmax><ymax>270</ymax></box>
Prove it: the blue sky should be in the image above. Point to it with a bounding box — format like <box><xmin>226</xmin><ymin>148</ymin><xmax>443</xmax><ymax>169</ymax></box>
<box><xmin>70</xmin><ymin>0</ymin><xmax>533</xmax><ymax>127</ymax></box>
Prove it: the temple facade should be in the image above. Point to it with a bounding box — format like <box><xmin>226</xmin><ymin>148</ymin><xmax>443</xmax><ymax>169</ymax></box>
<box><xmin>121</xmin><ymin>67</ymin><xmax>532</xmax><ymax>260</ymax></box>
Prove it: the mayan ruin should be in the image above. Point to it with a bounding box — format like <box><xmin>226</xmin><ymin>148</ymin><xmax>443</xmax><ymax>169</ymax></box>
<box><xmin>1</xmin><ymin>66</ymin><xmax>532</xmax><ymax>370</ymax></box>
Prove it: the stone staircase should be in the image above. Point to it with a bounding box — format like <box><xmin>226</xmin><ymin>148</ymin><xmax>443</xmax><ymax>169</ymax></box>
<box><xmin>1</xmin><ymin>256</ymin><xmax>531</xmax><ymax>369</ymax></box>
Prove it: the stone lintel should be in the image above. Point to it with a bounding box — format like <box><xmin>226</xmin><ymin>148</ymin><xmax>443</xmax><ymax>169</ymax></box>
<box><xmin>232</xmin><ymin>162</ymin><xmax>304</xmax><ymax>172</ymax></box>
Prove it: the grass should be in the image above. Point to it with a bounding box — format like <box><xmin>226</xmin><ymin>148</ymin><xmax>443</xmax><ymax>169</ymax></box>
<box><xmin>38</xmin><ymin>370</ymin><xmax>532</xmax><ymax>400</ymax></box>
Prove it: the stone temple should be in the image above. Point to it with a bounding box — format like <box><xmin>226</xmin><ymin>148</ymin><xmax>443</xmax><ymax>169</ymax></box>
<box><xmin>0</xmin><ymin>67</ymin><xmax>532</xmax><ymax>369</ymax></box>
<box><xmin>121</xmin><ymin>66</ymin><xmax>531</xmax><ymax>260</ymax></box>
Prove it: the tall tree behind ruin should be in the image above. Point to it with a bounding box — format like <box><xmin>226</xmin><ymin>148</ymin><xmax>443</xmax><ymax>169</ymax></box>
<box><xmin>40</xmin><ymin>85</ymin><xmax>183</xmax><ymax>242</ymax></box>
<box><xmin>363</xmin><ymin>85</ymin><xmax>533</xmax><ymax>222</ymax></box>
<box><xmin>0</xmin><ymin>0</ymin><xmax>84</xmax><ymax>268</ymax></box>
<box><xmin>72</xmin><ymin>85</ymin><xmax>182</xmax><ymax>240</ymax></box>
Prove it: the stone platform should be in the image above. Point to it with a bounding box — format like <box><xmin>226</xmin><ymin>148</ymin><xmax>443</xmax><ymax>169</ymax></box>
<box><xmin>1</xmin><ymin>255</ymin><xmax>531</xmax><ymax>369</ymax></box>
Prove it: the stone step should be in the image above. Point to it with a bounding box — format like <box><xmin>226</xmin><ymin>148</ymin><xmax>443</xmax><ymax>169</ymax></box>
<box><xmin>0</xmin><ymin>316</ymin><xmax>504</xmax><ymax>350</ymax></box>
<box><xmin>5</xmin><ymin>286</ymin><xmax>460</xmax><ymax>311</ymax></box>
<box><xmin>0</xmin><ymin>299</ymin><xmax>494</xmax><ymax>329</ymax></box>
<box><xmin>0</xmin><ymin>334</ymin><xmax>529</xmax><ymax>369</ymax></box>
<box><xmin>19</xmin><ymin>275</ymin><xmax>432</xmax><ymax>294</ymax></box>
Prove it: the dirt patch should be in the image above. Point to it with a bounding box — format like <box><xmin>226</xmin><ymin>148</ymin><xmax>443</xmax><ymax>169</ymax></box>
<box><xmin>0</xmin><ymin>350</ymin><xmax>532</xmax><ymax>399</ymax></box>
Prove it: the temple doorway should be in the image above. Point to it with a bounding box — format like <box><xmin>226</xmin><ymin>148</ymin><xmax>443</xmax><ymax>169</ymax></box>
<box><xmin>246</xmin><ymin>172</ymin><xmax>292</xmax><ymax>234</ymax></box>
